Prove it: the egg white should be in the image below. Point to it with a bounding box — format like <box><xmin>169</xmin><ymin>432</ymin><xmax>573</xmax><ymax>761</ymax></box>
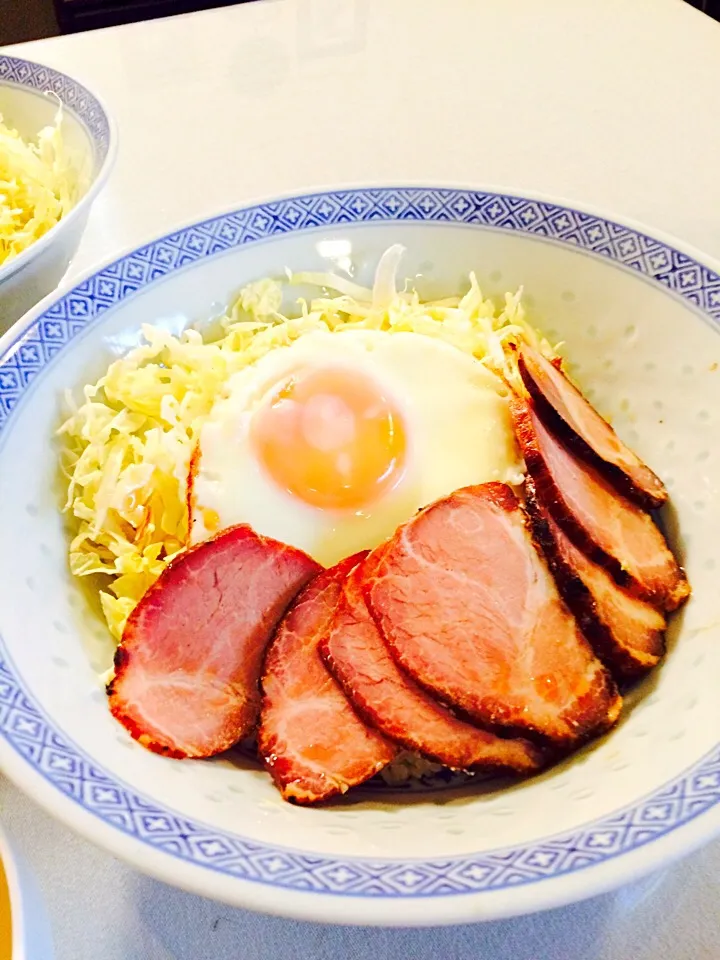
<box><xmin>189</xmin><ymin>329</ymin><xmax>524</xmax><ymax>566</ymax></box>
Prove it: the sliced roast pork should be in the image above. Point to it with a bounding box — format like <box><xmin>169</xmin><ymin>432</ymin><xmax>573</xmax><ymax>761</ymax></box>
<box><xmin>258</xmin><ymin>555</ymin><xmax>396</xmax><ymax>804</ymax></box>
<box><xmin>364</xmin><ymin>483</ymin><xmax>621</xmax><ymax>748</ymax></box>
<box><xmin>321</xmin><ymin>554</ymin><xmax>543</xmax><ymax>773</ymax></box>
<box><xmin>525</xmin><ymin>479</ymin><xmax>666</xmax><ymax>682</ymax></box>
<box><xmin>108</xmin><ymin>525</ymin><xmax>321</xmax><ymax>759</ymax></box>
<box><xmin>511</xmin><ymin>397</ymin><xmax>689</xmax><ymax>612</ymax></box>
<box><xmin>518</xmin><ymin>343</ymin><xmax>667</xmax><ymax>509</ymax></box>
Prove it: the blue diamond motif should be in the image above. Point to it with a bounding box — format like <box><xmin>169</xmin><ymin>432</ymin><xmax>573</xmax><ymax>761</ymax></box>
<box><xmin>88</xmin><ymin>785</ymin><xmax>122</xmax><ymax>806</ymax></box>
<box><xmin>195</xmin><ymin>839</ymin><xmax>232</xmax><ymax>859</ymax></box>
<box><xmin>11</xmin><ymin>715</ymin><xmax>40</xmax><ymax>738</ymax></box>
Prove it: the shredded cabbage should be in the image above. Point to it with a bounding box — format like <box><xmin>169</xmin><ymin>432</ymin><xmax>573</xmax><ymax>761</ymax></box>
<box><xmin>0</xmin><ymin>105</ymin><xmax>83</xmax><ymax>266</ymax></box>
<box><xmin>59</xmin><ymin>249</ymin><xmax>551</xmax><ymax>641</ymax></box>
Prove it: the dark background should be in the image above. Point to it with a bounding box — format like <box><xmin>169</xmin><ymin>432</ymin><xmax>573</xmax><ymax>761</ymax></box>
<box><xmin>687</xmin><ymin>0</ymin><xmax>720</xmax><ymax>18</ymax></box>
<box><xmin>687</xmin><ymin>0</ymin><xmax>720</xmax><ymax>10</ymax></box>
<box><xmin>1</xmin><ymin>0</ymin><xmax>248</xmax><ymax>43</ymax></box>
<box><xmin>0</xmin><ymin>0</ymin><xmax>719</xmax><ymax>47</ymax></box>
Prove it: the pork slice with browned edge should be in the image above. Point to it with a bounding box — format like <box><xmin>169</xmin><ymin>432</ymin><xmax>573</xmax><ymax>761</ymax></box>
<box><xmin>510</xmin><ymin>396</ymin><xmax>689</xmax><ymax>612</ymax></box>
<box><xmin>519</xmin><ymin>343</ymin><xmax>667</xmax><ymax>509</ymax></box>
<box><xmin>108</xmin><ymin>524</ymin><xmax>322</xmax><ymax>759</ymax></box>
<box><xmin>258</xmin><ymin>553</ymin><xmax>397</xmax><ymax>804</ymax></box>
<box><xmin>365</xmin><ymin>483</ymin><xmax>621</xmax><ymax>748</ymax></box>
<box><xmin>321</xmin><ymin>553</ymin><xmax>544</xmax><ymax>773</ymax></box>
<box><xmin>525</xmin><ymin>478</ymin><xmax>666</xmax><ymax>682</ymax></box>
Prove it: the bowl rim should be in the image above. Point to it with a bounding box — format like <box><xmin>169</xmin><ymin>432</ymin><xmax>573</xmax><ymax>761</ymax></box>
<box><xmin>0</xmin><ymin>53</ymin><xmax>118</xmax><ymax>287</ymax></box>
<box><xmin>0</xmin><ymin>184</ymin><xmax>719</xmax><ymax>927</ymax></box>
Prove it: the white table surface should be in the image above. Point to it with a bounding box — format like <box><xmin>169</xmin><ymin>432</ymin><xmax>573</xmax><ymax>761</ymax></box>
<box><xmin>2</xmin><ymin>0</ymin><xmax>720</xmax><ymax>956</ymax></box>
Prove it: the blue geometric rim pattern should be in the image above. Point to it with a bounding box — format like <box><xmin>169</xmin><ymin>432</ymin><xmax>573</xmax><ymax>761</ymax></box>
<box><xmin>0</xmin><ymin>55</ymin><xmax>111</xmax><ymax>162</ymax></box>
<box><xmin>1</xmin><ymin>187</ymin><xmax>720</xmax><ymax>899</ymax></box>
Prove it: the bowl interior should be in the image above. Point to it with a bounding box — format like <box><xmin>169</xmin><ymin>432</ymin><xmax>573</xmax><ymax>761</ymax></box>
<box><xmin>0</xmin><ymin>82</ymin><xmax>97</xmax><ymax>195</ymax></box>
<box><xmin>0</xmin><ymin>218</ymin><xmax>718</xmax><ymax>869</ymax></box>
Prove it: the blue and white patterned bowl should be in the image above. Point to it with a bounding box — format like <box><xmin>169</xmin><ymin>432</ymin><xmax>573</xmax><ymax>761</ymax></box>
<box><xmin>0</xmin><ymin>55</ymin><xmax>116</xmax><ymax>331</ymax></box>
<box><xmin>0</xmin><ymin>188</ymin><xmax>718</xmax><ymax>926</ymax></box>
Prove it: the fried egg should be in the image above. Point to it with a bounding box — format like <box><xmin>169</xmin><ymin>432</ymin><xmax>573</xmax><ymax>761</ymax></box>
<box><xmin>189</xmin><ymin>330</ymin><xmax>523</xmax><ymax>565</ymax></box>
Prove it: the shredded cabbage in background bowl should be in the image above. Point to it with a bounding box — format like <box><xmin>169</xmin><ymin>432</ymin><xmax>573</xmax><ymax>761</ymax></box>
<box><xmin>59</xmin><ymin>246</ymin><xmax>547</xmax><ymax>641</ymax></box>
<box><xmin>0</xmin><ymin>105</ymin><xmax>82</xmax><ymax>266</ymax></box>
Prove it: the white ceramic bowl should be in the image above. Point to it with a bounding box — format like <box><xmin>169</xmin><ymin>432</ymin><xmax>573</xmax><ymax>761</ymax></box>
<box><xmin>0</xmin><ymin>55</ymin><xmax>116</xmax><ymax>334</ymax></box>
<box><xmin>0</xmin><ymin>187</ymin><xmax>718</xmax><ymax>927</ymax></box>
<box><xmin>0</xmin><ymin>820</ymin><xmax>54</xmax><ymax>959</ymax></box>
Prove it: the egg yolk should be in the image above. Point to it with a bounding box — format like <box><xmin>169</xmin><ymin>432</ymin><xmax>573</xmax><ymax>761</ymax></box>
<box><xmin>252</xmin><ymin>367</ymin><xmax>406</xmax><ymax>510</ymax></box>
